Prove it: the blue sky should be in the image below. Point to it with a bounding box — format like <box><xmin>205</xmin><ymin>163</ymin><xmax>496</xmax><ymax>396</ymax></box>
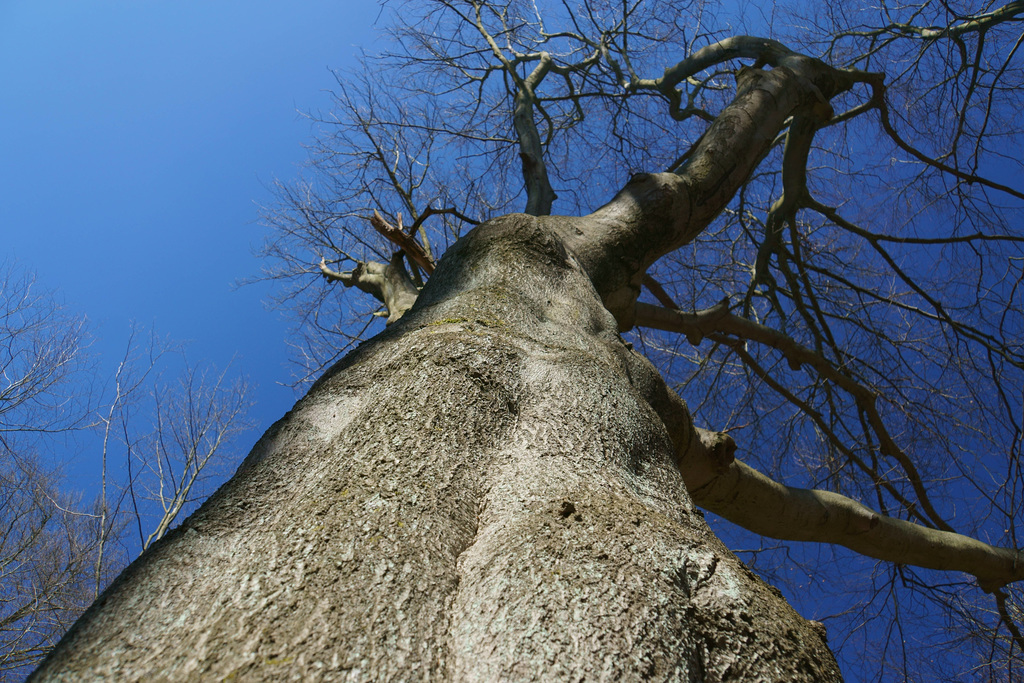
<box><xmin>1</xmin><ymin>1</ymin><xmax>384</xmax><ymax>481</ymax></box>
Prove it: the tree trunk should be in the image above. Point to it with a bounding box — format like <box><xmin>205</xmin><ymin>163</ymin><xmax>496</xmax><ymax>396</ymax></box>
<box><xmin>33</xmin><ymin>213</ymin><xmax>839</xmax><ymax>681</ymax></box>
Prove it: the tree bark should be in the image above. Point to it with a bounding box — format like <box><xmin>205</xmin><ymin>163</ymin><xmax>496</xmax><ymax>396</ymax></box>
<box><xmin>33</xmin><ymin>58</ymin><xmax>851</xmax><ymax>681</ymax></box>
<box><xmin>33</xmin><ymin>213</ymin><xmax>839</xmax><ymax>681</ymax></box>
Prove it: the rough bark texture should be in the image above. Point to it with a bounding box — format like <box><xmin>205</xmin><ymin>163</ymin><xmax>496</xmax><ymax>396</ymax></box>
<box><xmin>33</xmin><ymin>215</ymin><xmax>839</xmax><ymax>681</ymax></box>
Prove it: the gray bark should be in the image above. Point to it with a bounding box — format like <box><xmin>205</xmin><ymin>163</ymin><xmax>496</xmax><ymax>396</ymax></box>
<box><xmin>33</xmin><ymin>57</ymin><xmax>851</xmax><ymax>681</ymax></box>
<box><xmin>33</xmin><ymin>215</ymin><xmax>837</xmax><ymax>681</ymax></box>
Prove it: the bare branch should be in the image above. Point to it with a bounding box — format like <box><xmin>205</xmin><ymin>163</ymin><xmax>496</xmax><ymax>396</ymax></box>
<box><xmin>689</xmin><ymin>451</ymin><xmax>1024</xmax><ymax>591</ymax></box>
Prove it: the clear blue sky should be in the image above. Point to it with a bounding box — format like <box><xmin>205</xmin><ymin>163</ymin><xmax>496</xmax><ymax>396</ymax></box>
<box><xmin>1</xmin><ymin>1</ymin><xmax>384</xmax><ymax>480</ymax></box>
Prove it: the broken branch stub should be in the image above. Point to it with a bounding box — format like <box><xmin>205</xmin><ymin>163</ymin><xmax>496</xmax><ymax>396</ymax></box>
<box><xmin>370</xmin><ymin>210</ymin><xmax>436</xmax><ymax>275</ymax></box>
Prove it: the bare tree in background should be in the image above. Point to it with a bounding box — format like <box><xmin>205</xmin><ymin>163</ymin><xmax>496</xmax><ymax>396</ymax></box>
<box><xmin>126</xmin><ymin>355</ymin><xmax>255</xmax><ymax>552</ymax></box>
<box><xmin>34</xmin><ymin>0</ymin><xmax>1023</xmax><ymax>680</ymax></box>
<box><xmin>0</xmin><ymin>459</ymin><xmax>101</xmax><ymax>678</ymax></box>
<box><xmin>0</xmin><ymin>264</ymin><xmax>98</xmax><ymax>677</ymax></box>
<box><xmin>0</xmin><ymin>267</ymin><xmax>254</xmax><ymax>678</ymax></box>
<box><xmin>0</xmin><ymin>264</ymin><xmax>90</xmax><ymax>441</ymax></box>
<box><xmin>94</xmin><ymin>328</ymin><xmax>255</xmax><ymax>559</ymax></box>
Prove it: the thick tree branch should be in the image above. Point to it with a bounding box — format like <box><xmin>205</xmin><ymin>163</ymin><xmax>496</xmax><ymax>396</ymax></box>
<box><xmin>634</xmin><ymin>301</ymin><xmax>958</xmax><ymax>532</ymax></box>
<box><xmin>561</xmin><ymin>50</ymin><xmax>867</xmax><ymax>328</ymax></box>
<box><xmin>630</xmin><ymin>36</ymin><xmax>858</xmax><ymax>122</ymax></box>
<box><xmin>685</xmin><ymin>448</ymin><xmax>1024</xmax><ymax>592</ymax></box>
<box><xmin>468</xmin><ymin>3</ymin><xmax>557</xmax><ymax>216</ymax></box>
<box><xmin>629</xmin><ymin>329</ymin><xmax>1023</xmax><ymax>591</ymax></box>
<box><xmin>513</xmin><ymin>55</ymin><xmax>558</xmax><ymax>216</ymax></box>
<box><xmin>319</xmin><ymin>253</ymin><xmax>419</xmax><ymax>324</ymax></box>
